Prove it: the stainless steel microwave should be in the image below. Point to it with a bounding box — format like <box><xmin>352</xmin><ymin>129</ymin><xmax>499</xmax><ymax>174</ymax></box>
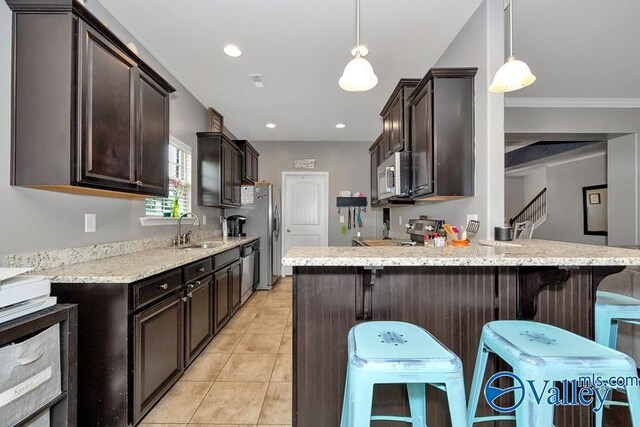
<box><xmin>377</xmin><ymin>152</ymin><xmax>411</xmax><ymax>200</ymax></box>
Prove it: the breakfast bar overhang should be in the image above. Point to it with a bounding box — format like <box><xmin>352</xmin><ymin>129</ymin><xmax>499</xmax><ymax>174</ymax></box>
<box><xmin>282</xmin><ymin>240</ymin><xmax>640</xmax><ymax>427</ymax></box>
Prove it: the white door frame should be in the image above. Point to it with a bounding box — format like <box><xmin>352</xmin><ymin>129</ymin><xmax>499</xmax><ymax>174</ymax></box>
<box><xmin>281</xmin><ymin>171</ymin><xmax>329</xmax><ymax>275</ymax></box>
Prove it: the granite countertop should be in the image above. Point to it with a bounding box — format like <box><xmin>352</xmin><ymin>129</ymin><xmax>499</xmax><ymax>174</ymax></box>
<box><xmin>283</xmin><ymin>239</ymin><xmax>640</xmax><ymax>267</ymax></box>
<box><xmin>41</xmin><ymin>236</ymin><xmax>259</xmax><ymax>283</ymax></box>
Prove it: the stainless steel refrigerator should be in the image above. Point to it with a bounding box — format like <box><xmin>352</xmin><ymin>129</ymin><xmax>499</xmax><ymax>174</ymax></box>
<box><xmin>226</xmin><ymin>183</ymin><xmax>281</xmax><ymax>290</ymax></box>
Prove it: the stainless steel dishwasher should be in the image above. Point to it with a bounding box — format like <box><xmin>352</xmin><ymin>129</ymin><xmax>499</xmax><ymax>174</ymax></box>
<box><xmin>241</xmin><ymin>239</ymin><xmax>260</xmax><ymax>305</ymax></box>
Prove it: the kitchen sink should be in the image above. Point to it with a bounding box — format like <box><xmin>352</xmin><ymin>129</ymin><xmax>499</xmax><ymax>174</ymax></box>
<box><xmin>179</xmin><ymin>242</ymin><xmax>224</xmax><ymax>249</ymax></box>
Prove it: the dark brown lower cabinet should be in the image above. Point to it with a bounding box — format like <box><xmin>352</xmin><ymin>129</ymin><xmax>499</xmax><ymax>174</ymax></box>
<box><xmin>185</xmin><ymin>276</ymin><xmax>214</xmax><ymax>365</ymax></box>
<box><xmin>230</xmin><ymin>260</ymin><xmax>242</xmax><ymax>314</ymax></box>
<box><xmin>133</xmin><ymin>292</ymin><xmax>184</xmax><ymax>424</ymax></box>
<box><xmin>214</xmin><ymin>268</ymin><xmax>231</xmax><ymax>332</ymax></box>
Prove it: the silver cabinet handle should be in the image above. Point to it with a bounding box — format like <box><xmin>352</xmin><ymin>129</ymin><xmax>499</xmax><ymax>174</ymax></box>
<box><xmin>198</xmin><ymin>267</ymin><xmax>206</xmax><ymax>272</ymax></box>
<box><xmin>158</xmin><ymin>283</ymin><xmax>169</xmax><ymax>290</ymax></box>
<box><xmin>187</xmin><ymin>292</ymin><xmax>193</xmax><ymax>298</ymax></box>
<box><xmin>135</xmin><ymin>180</ymin><xmax>143</xmax><ymax>186</ymax></box>
<box><xmin>187</xmin><ymin>284</ymin><xmax>194</xmax><ymax>289</ymax></box>
<box><xmin>195</xmin><ymin>280</ymin><xmax>201</xmax><ymax>285</ymax></box>
<box><xmin>181</xmin><ymin>297</ymin><xmax>188</xmax><ymax>302</ymax></box>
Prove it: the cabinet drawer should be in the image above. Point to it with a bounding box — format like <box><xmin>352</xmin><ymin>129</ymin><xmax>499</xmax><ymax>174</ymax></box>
<box><xmin>213</xmin><ymin>247</ymin><xmax>240</xmax><ymax>270</ymax></box>
<box><xmin>0</xmin><ymin>324</ymin><xmax>61</xmax><ymax>427</ymax></box>
<box><xmin>134</xmin><ymin>270</ymin><xmax>182</xmax><ymax>310</ymax></box>
<box><xmin>183</xmin><ymin>258</ymin><xmax>213</xmax><ymax>283</ymax></box>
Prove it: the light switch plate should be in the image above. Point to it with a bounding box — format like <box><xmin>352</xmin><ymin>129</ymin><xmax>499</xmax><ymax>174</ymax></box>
<box><xmin>84</xmin><ymin>213</ymin><xmax>96</xmax><ymax>233</ymax></box>
<box><xmin>202</xmin><ymin>215</ymin><xmax>207</xmax><ymax>225</ymax></box>
<box><xmin>339</xmin><ymin>216</ymin><xmax>345</xmax><ymax>223</ymax></box>
<box><xmin>399</xmin><ymin>215</ymin><xmax>403</xmax><ymax>226</ymax></box>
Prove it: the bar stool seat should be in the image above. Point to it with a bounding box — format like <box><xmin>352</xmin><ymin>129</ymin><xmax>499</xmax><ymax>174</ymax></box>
<box><xmin>340</xmin><ymin>321</ymin><xmax>467</xmax><ymax>427</ymax></box>
<box><xmin>467</xmin><ymin>320</ymin><xmax>640</xmax><ymax>427</ymax></box>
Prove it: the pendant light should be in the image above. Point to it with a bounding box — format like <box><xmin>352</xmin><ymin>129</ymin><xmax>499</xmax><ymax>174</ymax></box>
<box><xmin>339</xmin><ymin>0</ymin><xmax>378</xmax><ymax>92</ymax></box>
<box><xmin>489</xmin><ymin>0</ymin><xmax>536</xmax><ymax>93</ymax></box>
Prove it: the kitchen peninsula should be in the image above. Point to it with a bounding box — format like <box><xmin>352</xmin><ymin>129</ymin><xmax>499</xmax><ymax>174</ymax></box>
<box><xmin>282</xmin><ymin>240</ymin><xmax>640</xmax><ymax>427</ymax></box>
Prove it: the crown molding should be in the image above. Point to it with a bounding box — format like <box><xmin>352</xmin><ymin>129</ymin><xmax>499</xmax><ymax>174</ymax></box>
<box><xmin>505</xmin><ymin>97</ymin><xmax>640</xmax><ymax>109</ymax></box>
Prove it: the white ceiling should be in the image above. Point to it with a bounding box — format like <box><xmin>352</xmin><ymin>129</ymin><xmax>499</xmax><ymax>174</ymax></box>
<box><xmin>97</xmin><ymin>0</ymin><xmax>483</xmax><ymax>142</ymax></box>
<box><xmin>507</xmin><ymin>0</ymin><xmax>640</xmax><ymax>99</ymax></box>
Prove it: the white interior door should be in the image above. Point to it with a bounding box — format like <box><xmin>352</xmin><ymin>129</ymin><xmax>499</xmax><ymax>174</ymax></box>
<box><xmin>281</xmin><ymin>172</ymin><xmax>329</xmax><ymax>275</ymax></box>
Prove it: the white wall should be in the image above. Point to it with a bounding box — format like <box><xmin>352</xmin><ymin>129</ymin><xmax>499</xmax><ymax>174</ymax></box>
<box><xmin>387</xmin><ymin>0</ymin><xmax>505</xmax><ymax>238</ymax></box>
<box><xmin>506</xmin><ymin>107</ymin><xmax>640</xmax><ymax>246</ymax></box>
<box><xmin>504</xmin><ymin>177</ymin><xmax>524</xmax><ymax>220</ymax></box>
<box><xmin>534</xmin><ymin>155</ymin><xmax>607</xmax><ymax>245</ymax></box>
<box><xmin>250</xmin><ymin>141</ymin><xmax>380</xmax><ymax>246</ymax></box>
<box><xmin>0</xmin><ymin>1</ymin><xmax>221</xmax><ymax>265</ymax></box>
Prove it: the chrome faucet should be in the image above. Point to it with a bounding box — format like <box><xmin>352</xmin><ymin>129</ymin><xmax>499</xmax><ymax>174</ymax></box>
<box><xmin>173</xmin><ymin>212</ymin><xmax>201</xmax><ymax>246</ymax></box>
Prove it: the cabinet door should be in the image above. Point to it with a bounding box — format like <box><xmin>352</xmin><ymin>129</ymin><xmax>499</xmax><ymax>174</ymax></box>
<box><xmin>389</xmin><ymin>95</ymin><xmax>404</xmax><ymax>153</ymax></box>
<box><xmin>136</xmin><ymin>71</ymin><xmax>169</xmax><ymax>196</ymax></box>
<box><xmin>185</xmin><ymin>276</ymin><xmax>214</xmax><ymax>365</ymax></box>
<box><xmin>229</xmin><ymin>260</ymin><xmax>242</xmax><ymax>314</ymax></box>
<box><xmin>232</xmin><ymin>148</ymin><xmax>242</xmax><ymax>205</ymax></box>
<box><xmin>133</xmin><ymin>293</ymin><xmax>184</xmax><ymax>424</ymax></box>
<box><xmin>213</xmin><ymin>268</ymin><xmax>231</xmax><ymax>332</ymax></box>
<box><xmin>251</xmin><ymin>153</ymin><xmax>259</xmax><ymax>182</ymax></box>
<box><xmin>78</xmin><ymin>23</ymin><xmax>136</xmax><ymax>191</ymax></box>
<box><xmin>370</xmin><ymin>140</ymin><xmax>380</xmax><ymax>206</ymax></box>
<box><xmin>221</xmin><ymin>142</ymin><xmax>234</xmax><ymax>205</ymax></box>
<box><xmin>411</xmin><ymin>80</ymin><xmax>434</xmax><ymax>197</ymax></box>
<box><xmin>381</xmin><ymin>110</ymin><xmax>392</xmax><ymax>159</ymax></box>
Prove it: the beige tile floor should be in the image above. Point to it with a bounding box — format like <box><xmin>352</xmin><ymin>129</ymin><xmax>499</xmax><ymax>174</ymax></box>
<box><xmin>141</xmin><ymin>277</ymin><xmax>293</xmax><ymax>427</ymax></box>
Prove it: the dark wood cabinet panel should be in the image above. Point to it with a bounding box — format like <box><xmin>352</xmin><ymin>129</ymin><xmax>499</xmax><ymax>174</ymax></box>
<box><xmin>235</xmin><ymin>140</ymin><xmax>260</xmax><ymax>184</ymax></box>
<box><xmin>409</xmin><ymin>68</ymin><xmax>477</xmax><ymax>200</ymax></box>
<box><xmin>197</xmin><ymin>133</ymin><xmax>242</xmax><ymax>208</ymax></box>
<box><xmin>379</xmin><ymin>79</ymin><xmax>420</xmax><ymax>160</ymax></box>
<box><xmin>185</xmin><ymin>276</ymin><xmax>214</xmax><ymax>365</ymax></box>
<box><xmin>229</xmin><ymin>260</ymin><xmax>242</xmax><ymax>314</ymax></box>
<box><xmin>78</xmin><ymin>23</ymin><xmax>136</xmax><ymax>190</ymax></box>
<box><xmin>369</xmin><ymin>136</ymin><xmax>382</xmax><ymax>207</ymax></box>
<box><xmin>133</xmin><ymin>292</ymin><xmax>184</xmax><ymax>424</ymax></box>
<box><xmin>214</xmin><ymin>268</ymin><xmax>231</xmax><ymax>332</ymax></box>
<box><xmin>7</xmin><ymin>1</ymin><xmax>174</xmax><ymax>198</ymax></box>
<box><xmin>136</xmin><ymin>71</ymin><xmax>170</xmax><ymax>196</ymax></box>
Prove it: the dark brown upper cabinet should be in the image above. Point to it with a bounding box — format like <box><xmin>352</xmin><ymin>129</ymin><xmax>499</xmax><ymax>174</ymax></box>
<box><xmin>197</xmin><ymin>132</ymin><xmax>242</xmax><ymax>208</ymax></box>
<box><xmin>234</xmin><ymin>140</ymin><xmax>260</xmax><ymax>184</ymax></box>
<box><xmin>409</xmin><ymin>68</ymin><xmax>477</xmax><ymax>201</ymax></box>
<box><xmin>7</xmin><ymin>0</ymin><xmax>175</xmax><ymax>198</ymax></box>
<box><xmin>379</xmin><ymin>79</ymin><xmax>421</xmax><ymax>159</ymax></box>
<box><xmin>369</xmin><ymin>135</ymin><xmax>382</xmax><ymax>207</ymax></box>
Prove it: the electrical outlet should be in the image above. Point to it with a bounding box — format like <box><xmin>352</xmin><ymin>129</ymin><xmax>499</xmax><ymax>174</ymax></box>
<box><xmin>339</xmin><ymin>215</ymin><xmax>345</xmax><ymax>223</ymax></box>
<box><xmin>84</xmin><ymin>213</ymin><xmax>96</xmax><ymax>233</ymax></box>
<box><xmin>466</xmin><ymin>214</ymin><xmax>478</xmax><ymax>225</ymax></box>
<box><xmin>399</xmin><ymin>215</ymin><xmax>403</xmax><ymax>226</ymax></box>
<box><xmin>202</xmin><ymin>215</ymin><xmax>207</xmax><ymax>225</ymax></box>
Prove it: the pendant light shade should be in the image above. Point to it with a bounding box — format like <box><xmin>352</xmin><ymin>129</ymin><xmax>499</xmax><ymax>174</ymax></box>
<box><xmin>339</xmin><ymin>0</ymin><xmax>378</xmax><ymax>92</ymax></box>
<box><xmin>489</xmin><ymin>0</ymin><xmax>535</xmax><ymax>93</ymax></box>
<box><xmin>339</xmin><ymin>51</ymin><xmax>378</xmax><ymax>92</ymax></box>
<box><xmin>489</xmin><ymin>56</ymin><xmax>536</xmax><ymax>93</ymax></box>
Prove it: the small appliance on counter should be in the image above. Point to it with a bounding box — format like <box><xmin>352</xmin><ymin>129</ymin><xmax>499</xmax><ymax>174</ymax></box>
<box><xmin>405</xmin><ymin>217</ymin><xmax>445</xmax><ymax>244</ymax></box>
<box><xmin>0</xmin><ymin>269</ymin><xmax>56</xmax><ymax>324</ymax></box>
<box><xmin>226</xmin><ymin>215</ymin><xmax>247</xmax><ymax>237</ymax></box>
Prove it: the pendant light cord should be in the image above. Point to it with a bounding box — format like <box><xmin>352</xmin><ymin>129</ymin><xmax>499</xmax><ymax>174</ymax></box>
<box><xmin>509</xmin><ymin>0</ymin><xmax>514</xmax><ymax>57</ymax></box>
<box><xmin>355</xmin><ymin>0</ymin><xmax>361</xmax><ymax>52</ymax></box>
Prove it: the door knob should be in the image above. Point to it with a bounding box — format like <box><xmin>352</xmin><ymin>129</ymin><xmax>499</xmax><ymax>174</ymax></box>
<box><xmin>287</xmin><ymin>229</ymin><xmax>291</xmax><ymax>233</ymax></box>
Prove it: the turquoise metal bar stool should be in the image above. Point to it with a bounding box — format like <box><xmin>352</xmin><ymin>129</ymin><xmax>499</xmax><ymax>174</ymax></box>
<box><xmin>467</xmin><ymin>320</ymin><xmax>640</xmax><ymax>427</ymax></box>
<box><xmin>340</xmin><ymin>321</ymin><xmax>468</xmax><ymax>427</ymax></box>
<box><xmin>595</xmin><ymin>290</ymin><xmax>640</xmax><ymax>418</ymax></box>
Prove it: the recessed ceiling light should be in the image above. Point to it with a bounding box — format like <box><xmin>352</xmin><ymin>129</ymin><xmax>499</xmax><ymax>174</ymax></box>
<box><xmin>336</xmin><ymin>123</ymin><xmax>346</xmax><ymax>129</ymax></box>
<box><xmin>266</xmin><ymin>123</ymin><xmax>276</xmax><ymax>129</ymax></box>
<box><xmin>223</xmin><ymin>45</ymin><xmax>242</xmax><ymax>58</ymax></box>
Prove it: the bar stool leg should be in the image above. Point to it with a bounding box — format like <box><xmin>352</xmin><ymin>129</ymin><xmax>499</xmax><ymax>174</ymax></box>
<box><xmin>594</xmin><ymin>386</ymin><xmax>607</xmax><ymax>427</ymax></box>
<box><xmin>467</xmin><ymin>342</ymin><xmax>489</xmax><ymax>426</ymax></box>
<box><xmin>407</xmin><ymin>383</ymin><xmax>427</xmax><ymax>426</ymax></box>
<box><xmin>626</xmin><ymin>384</ymin><xmax>640</xmax><ymax>427</ymax></box>
<box><xmin>516</xmin><ymin>390</ymin><xmax>554</xmax><ymax>427</ymax></box>
<box><xmin>340</xmin><ymin>370</ymin><xmax>351</xmax><ymax>427</ymax></box>
<box><xmin>349</xmin><ymin>374</ymin><xmax>374</xmax><ymax>427</ymax></box>
<box><xmin>445</xmin><ymin>377</ymin><xmax>468</xmax><ymax>427</ymax></box>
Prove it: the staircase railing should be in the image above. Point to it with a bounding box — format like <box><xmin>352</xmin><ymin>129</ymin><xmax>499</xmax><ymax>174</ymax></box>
<box><xmin>509</xmin><ymin>188</ymin><xmax>547</xmax><ymax>226</ymax></box>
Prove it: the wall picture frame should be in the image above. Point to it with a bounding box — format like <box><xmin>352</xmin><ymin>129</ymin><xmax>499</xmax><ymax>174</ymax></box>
<box><xmin>582</xmin><ymin>184</ymin><xmax>607</xmax><ymax>236</ymax></box>
<box><xmin>207</xmin><ymin>107</ymin><xmax>224</xmax><ymax>133</ymax></box>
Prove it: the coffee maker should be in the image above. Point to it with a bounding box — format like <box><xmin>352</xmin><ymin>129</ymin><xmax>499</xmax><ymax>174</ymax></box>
<box><xmin>226</xmin><ymin>215</ymin><xmax>247</xmax><ymax>237</ymax></box>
